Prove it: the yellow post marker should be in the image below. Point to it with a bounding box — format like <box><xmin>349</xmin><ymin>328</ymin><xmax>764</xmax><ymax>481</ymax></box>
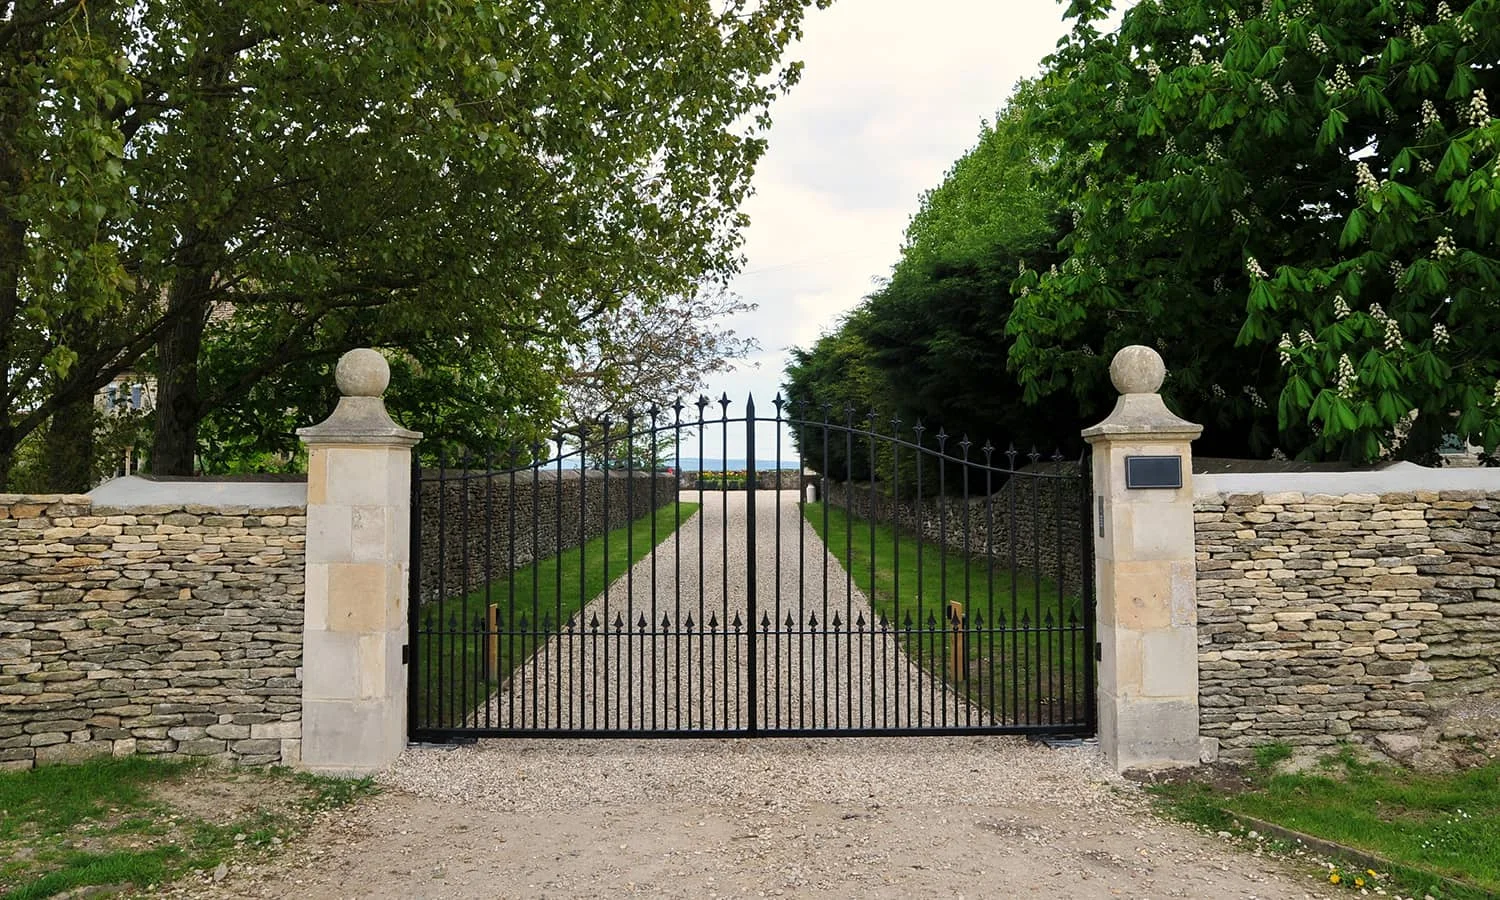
<box><xmin>487</xmin><ymin>603</ymin><xmax>499</xmax><ymax>677</ymax></box>
<box><xmin>947</xmin><ymin>601</ymin><xmax>966</xmax><ymax>682</ymax></box>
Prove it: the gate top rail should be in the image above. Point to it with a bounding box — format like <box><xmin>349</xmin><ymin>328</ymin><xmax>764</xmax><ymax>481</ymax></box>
<box><xmin>413</xmin><ymin>393</ymin><xmax>1086</xmax><ymax>481</ymax></box>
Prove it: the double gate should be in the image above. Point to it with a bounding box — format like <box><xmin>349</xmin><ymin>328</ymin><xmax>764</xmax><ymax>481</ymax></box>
<box><xmin>408</xmin><ymin>396</ymin><xmax>1094</xmax><ymax>739</ymax></box>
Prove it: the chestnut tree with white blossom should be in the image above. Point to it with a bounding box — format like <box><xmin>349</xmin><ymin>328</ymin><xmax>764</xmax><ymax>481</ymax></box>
<box><xmin>1009</xmin><ymin>0</ymin><xmax>1500</xmax><ymax>462</ymax></box>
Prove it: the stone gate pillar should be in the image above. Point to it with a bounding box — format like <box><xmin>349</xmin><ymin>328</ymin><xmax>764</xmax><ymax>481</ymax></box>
<box><xmin>298</xmin><ymin>349</ymin><xmax>420</xmax><ymax>775</ymax></box>
<box><xmin>1083</xmin><ymin>346</ymin><xmax>1202</xmax><ymax>772</ymax></box>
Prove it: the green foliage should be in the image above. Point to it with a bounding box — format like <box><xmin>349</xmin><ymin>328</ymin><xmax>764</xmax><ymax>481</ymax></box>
<box><xmin>0</xmin><ymin>755</ymin><xmax>374</xmax><ymax>898</ymax></box>
<box><xmin>1153</xmin><ymin>755</ymin><xmax>1500</xmax><ymax>898</ymax></box>
<box><xmin>1010</xmin><ymin>0</ymin><xmax>1500</xmax><ymax>462</ymax></box>
<box><xmin>1254</xmin><ymin>741</ymin><xmax>1295</xmax><ymax>772</ymax></box>
<box><xmin>784</xmin><ymin>82</ymin><xmax>1108</xmax><ymax>476</ymax></box>
<box><xmin>2</xmin><ymin>0</ymin><xmax>831</xmax><ymax>483</ymax></box>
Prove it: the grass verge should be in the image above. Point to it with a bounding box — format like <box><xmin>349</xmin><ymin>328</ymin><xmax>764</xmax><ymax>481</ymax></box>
<box><xmin>1149</xmin><ymin>747</ymin><xmax>1500</xmax><ymax>898</ymax></box>
<box><xmin>802</xmin><ymin>500</ymin><xmax>1089</xmax><ymax>726</ymax></box>
<box><xmin>0</xmin><ymin>756</ymin><xmax>376</xmax><ymax>899</ymax></box>
<box><xmin>414</xmin><ymin>500</ymin><xmax>700</xmax><ymax>728</ymax></box>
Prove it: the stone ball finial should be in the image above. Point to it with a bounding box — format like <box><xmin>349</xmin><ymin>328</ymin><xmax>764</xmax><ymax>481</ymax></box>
<box><xmin>1109</xmin><ymin>345</ymin><xmax>1166</xmax><ymax>395</ymax></box>
<box><xmin>335</xmin><ymin>348</ymin><xmax>390</xmax><ymax>398</ymax></box>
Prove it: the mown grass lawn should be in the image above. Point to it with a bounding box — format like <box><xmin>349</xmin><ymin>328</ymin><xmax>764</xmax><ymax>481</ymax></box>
<box><xmin>802</xmin><ymin>500</ymin><xmax>1091</xmax><ymax>727</ymax></box>
<box><xmin>1151</xmin><ymin>747</ymin><xmax>1500</xmax><ymax>899</ymax></box>
<box><xmin>413</xmin><ymin>500</ymin><xmax>699</xmax><ymax>729</ymax></box>
<box><xmin>0</xmin><ymin>757</ymin><xmax>373</xmax><ymax>900</ymax></box>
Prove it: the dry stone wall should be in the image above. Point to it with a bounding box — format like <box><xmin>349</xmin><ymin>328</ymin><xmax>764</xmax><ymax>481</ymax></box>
<box><xmin>823</xmin><ymin>464</ymin><xmax>1086</xmax><ymax>596</ymax></box>
<box><xmin>0</xmin><ymin>494</ymin><xmax>305</xmax><ymax>770</ymax></box>
<box><xmin>417</xmin><ymin>469</ymin><xmax>678</xmax><ymax>602</ymax></box>
<box><xmin>1195</xmin><ymin>486</ymin><xmax>1500</xmax><ymax>767</ymax></box>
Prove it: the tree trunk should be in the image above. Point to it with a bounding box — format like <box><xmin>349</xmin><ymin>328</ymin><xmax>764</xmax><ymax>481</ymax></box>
<box><xmin>43</xmin><ymin>397</ymin><xmax>97</xmax><ymax>492</ymax></box>
<box><xmin>0</xmin><ymin>11</ymin><xmax>42</xmax><ymax>490</ymax></box>
<box><xmin>150</xmin><ymin>269</ymin><xmax>212</xmax><ymax>475</ymax></box>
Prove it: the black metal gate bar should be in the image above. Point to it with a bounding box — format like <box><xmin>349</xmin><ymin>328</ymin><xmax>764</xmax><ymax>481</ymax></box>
<box><xmin>407</xmin><ymin>395</ymin><xmax>1095</xmax><ymax>740</ymax></box>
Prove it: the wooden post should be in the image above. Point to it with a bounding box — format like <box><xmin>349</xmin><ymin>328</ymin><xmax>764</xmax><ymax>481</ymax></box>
<box><xmin>487</xmin><ymin>603</ymin><xmax>499</xmax><ymax>678</ymax></box>
<box><xmin>948</xmin><ymin>601</ymin><xmax>966</xmax><ymax>681</ymax></box>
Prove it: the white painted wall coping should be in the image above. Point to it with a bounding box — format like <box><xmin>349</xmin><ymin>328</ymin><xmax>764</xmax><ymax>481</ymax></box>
<box><xmin>89</xmin><ymin>475</ymin><xmax>307</xmax><ymax>508</ymax></box>
<box><xmin>1195</xmin><ymin>461</ymin><xmax>1500</xmax><ymax>499</ymax></box>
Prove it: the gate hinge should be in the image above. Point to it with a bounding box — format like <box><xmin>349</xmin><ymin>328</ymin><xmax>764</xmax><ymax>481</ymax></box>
<box><xmin>401</xmin><ymin>644</ymin><xmax>410</xmax><ymax>665</ymax></box>
<box><xmin>1095</xmin><ymin>642</ymin><xmax>1102</xmax><ymax>662</ymax></box>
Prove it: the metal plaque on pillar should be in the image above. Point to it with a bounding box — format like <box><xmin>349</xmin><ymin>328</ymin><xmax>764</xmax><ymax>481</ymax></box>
<box><xmin>1124</xmin><ymin>455</ymin><xmax>1182</xmax><ymax>489</ymax></box>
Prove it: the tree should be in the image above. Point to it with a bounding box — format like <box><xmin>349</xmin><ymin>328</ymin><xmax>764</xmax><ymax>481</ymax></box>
<box><xmin>1009</xmin><ymin>0</ymin><xmax>1500</xmax><ymax>462</ymax></box>
<box><xmin>782</xmin><ymin>317</ymin><xmax>881</xmax><ymax>480</ymax></box>
<box><xmin>2</xmin><ymin>0</ymin><xmax>832</xmax><ymax>489</ymax></box>
<box><xmin>783</xmin><ymin>80</ymin><xmax>1105</xmax><ymax>481</ymax></box>
<box><xmin>560</xmin><ymin>289</ymin><xmax>758</xmax><ymax>424</ymax></box>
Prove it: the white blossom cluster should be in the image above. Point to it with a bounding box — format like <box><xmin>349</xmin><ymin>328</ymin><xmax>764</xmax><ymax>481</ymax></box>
<box><xmin>1228</xmin><ymin>9</ymin><xmax>1241</xmax><ymax>27</ymax></box>
<box><xmin>1299</xmin><ymin>329</ymin><xmax>1315</xmax><ymax>346</ymax></box>
<box><xmin>1433</xmin><ymin>323</ymin><xmax>1451</xmax><ymax>346</ymax></box>
<box><xmin>1213</xmin><ymin>276</ymin><xmax>1225</xmax><ymax>293</ymax></box>
<box><xmin>1421</xmin><ymin>99</ymin><xmax>1441</xmax><ymax>130</ymax></box>
<box><xmin>1278</xmin><ymin>333</ymin><xmax>1294</xmax><ymax>366</ymax></box>
<box><xmin>1206</xmin><ymin>137</ymin><xmax>1225</xmax><ymax>162</ymax></box>
<box><xmin>1211</xmin><ymin>383</ymin><xmax>1227</xmax><ymax>398</ymax></box>
<box><xmin>1408</xmin><ymin>23</ymin><xmax>1428</xmax><ymax>48</ymax></box>
<box><xmin>1232</xmin><ymin>209</ymin><xmax>1249</xmax><ymax>226</ymax></box>
<box><xmin>1435</xmin><ymin>229</ymin><xmax>1457</xmax><ymax>259</ymax></box>
<box><xmin>1164</xmin><ymin>136</ymin><xmax>1177</xmax><ymax>154</ymax></box>
<box><xmin>1336</xmin><ymin>354</ymin><xmax>1357</xmax><ymax>396</ymax></box>
<box><xmin>1245</xmin><ymin>256</ymin><xmax>1269</xmax><ymax>279</ymax></box>
<box><xmin>1270</xmin><ymin>447</ymin><xmax>1288</xmax><ymax>460</ymax></box>
<box><xmin>1492</xmin><ymin>379</ymin><xmax>1500</xmax><ymax>406</ymax></box>
<box><xmin>1212</xmin><ymin>59</ymin><xmax>1226</xmax><ymax>77</ymax></box>
<box><xmin>1080</xmin><ymin>345</ymin><xmax>1095</xmax><ymax>357</ymax></box>
<box><xmin>1355</xmin><ymin>160</ymin><xmax>1381</xmax><ymax>194</ymax></box>
<box><xmin>1244</xmin><ymin>385</ymin><xmax>1267</xmax><ymax>409</ymax></box>
<box><xmin>1189</xmin><ymin>48</ymin><xmax>1204</xmax><ymax>66</ymax></box>
<box><xmin>1384</xmin><ymin>316</ymin><xmax>1403</xmax><ymax>351</ymax></box>
<box><xmin>1436</xmin><ymin>1</ymin><xmax>1453</xmax><ymax>19</ymax></box>
<box><xmin>1389</xmin><ymin>259</ymin><xmax>1407</xmax><ymax>286</ymax></box>
<box><xmin>1259</xmin><ymin>79</ymin><xmax>1279</xmax><ymax>101</ymax></box>
<box><xmin>1465</xmin><ymin>89</ymin><xmax>1490</xmax><ymax>127</ymax></box>
<box><xmin>1334</xmin><ymin>294</ymin><xmax>1351</xmax><ymax>319</ymax></box>
<box><xmin>1145</xmin><ymin>59</ymin><xmax>1162</xmax><ymax>79</ymax></box>
<box><xmin>1326</xmin><ymin>64</ymin><xmax>1353</xmax><ymax>94</ymax></box>
<box><xmin>1455</xmin><ymin>17</ymin><xmax>1476</xmax><ymax>41</ymax></box>
<box><xmin>1308</xmin><ymin>30</ymin><xmax>1329</xmax><ymax>54</ymax></box>
<box><xmin>1370</xmin><ymin>302</ymin><xmax>1389</xmax><ymax>323</ymax></box>
<box><xmin>1420</xmin><ymin>157</ymin><xmax>1435</xmax><ymax>174</ymax></box>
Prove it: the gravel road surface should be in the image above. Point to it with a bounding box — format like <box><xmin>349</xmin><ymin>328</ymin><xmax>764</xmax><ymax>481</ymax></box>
<box><xmin>175</xmin><ymin>737</ymin><xmax>1336</xmax><ymax>899</ymax></box>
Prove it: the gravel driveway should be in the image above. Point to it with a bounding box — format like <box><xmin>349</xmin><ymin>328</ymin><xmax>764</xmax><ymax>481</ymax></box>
<box><xmin>484</xmin><ymin>490</ymin><xmax>973</xmax><ymax>733</ymax></box>
<box><xmin>179</xmin><ymin>737</ymin><xmax>1336</xmax><ymax>899</ymax></box>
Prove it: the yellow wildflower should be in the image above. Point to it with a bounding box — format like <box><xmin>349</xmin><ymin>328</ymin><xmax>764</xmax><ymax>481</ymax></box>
<box><xmin>1329</xmin><ymin>872</ymin><xmax>1341</xmax><ymax>884</ymax></box>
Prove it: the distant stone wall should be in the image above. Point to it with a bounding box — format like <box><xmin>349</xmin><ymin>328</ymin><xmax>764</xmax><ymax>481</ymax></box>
<box><xmin>823</xmin><ymin>463</ymin><xmax>1086</xmax><ymax>595</ymax></box>
<box><xmin>417</xmin><ymin>469</ymin><xmax>678</xmax><ymax>602</ymax></box>
<box><xmin>1195</xmin><ymin>481</ymin><xmax>1500</xmax><ymax>768</ymax></box>
<box><xmin>0</xmin><ymin>494</ymin><xmax>305</xmax><ymax>771</ymax></box>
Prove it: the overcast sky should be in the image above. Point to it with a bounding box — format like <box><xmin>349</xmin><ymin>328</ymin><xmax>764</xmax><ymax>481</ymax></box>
<box><xmin>700</xmin><ymin>0</ymin><xmax>1087</xmax><ymax>462</ymax></box>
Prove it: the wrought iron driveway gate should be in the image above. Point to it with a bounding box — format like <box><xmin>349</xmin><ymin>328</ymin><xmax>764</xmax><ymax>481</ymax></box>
<box><xmin>408</xmin><ymin>396</ymin><xmax>1094</xmax><ymax>740</ymax></box>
